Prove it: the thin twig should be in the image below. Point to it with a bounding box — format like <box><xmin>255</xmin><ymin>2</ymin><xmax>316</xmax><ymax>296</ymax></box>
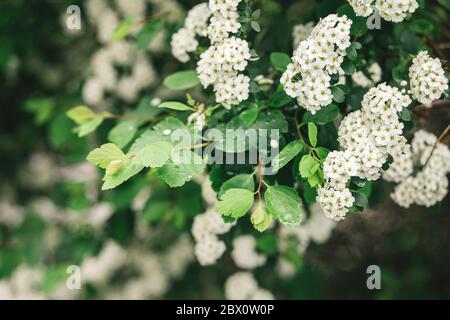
<box><xmin>423</xmin><ymin>124</ymin><xmax>450</xmax><ymax>168</ymax></box>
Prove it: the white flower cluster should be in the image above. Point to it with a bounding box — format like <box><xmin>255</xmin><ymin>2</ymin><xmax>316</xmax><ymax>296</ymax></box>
<box><xmin>292</xmin><ymin>22</ymin><xmax>315</xmax><ymax>48</ymax></box>
<box><xmin>225</xmin><ymin>272</ymin><xmax>274</xmax><ymax>300</ymax></box>
<box><xmin>318</xmin><ymin>83</ymin><xmax>412</xmax><ymax>221</ymax></box>
<box><xmin>231</xmin><ymin>235</ymin><xmax>267</xmax><ymax>270</ymax></box>
<box><xmin>0</xmin><ymin>200</ymin><xmax>24</xmax><ymax>227</ymax></box>
<box><xmin>352</xmin><ymin>62</ymin><xmax>382</xmax><ymax>88</ymax></box>
<box><xmin>83</xmin><ymin>42</ymin><xmax>157</xmax><ymax>106</ymax></box>
<box><xmin>192</xmin><ymin>209</ymin><xmax>235</xmax><ymax>266</ymax></box>
<box><xmin>408</xmin><ymin>51</ymin><xmax>449</xmax><ymax>105</ymax></box>
<box><xmin>81</xmin><ymin>241</ymin><xmax>128</xmax><ymax>284</ymax></box>
<box><xmin>347</xmin><ymin>0</ymin><xmax>419</xmax><ymax>22</ymax></box>
<box><xmin>347</xmin><ymin>0</ymin><xmax>373</xmax><ymax>17</ymax></box>
<box><xmin>281</xmin><ymin>14</ymin><xmax>352</xmax><ymax>114</ymax></box>
<box><xmin>389</xmin><ymin>130</ymin><xmax>450</xmax><ymax>208</ymax></box>
<box><xmin>171</xmin><ymin>3</ymin><xmax>211</xmax><ymax>62</ymax></box>
<box><xmin>172</xmin><ymin>0</ymin><xmax>252</xmax><ymax>108</ymax></box>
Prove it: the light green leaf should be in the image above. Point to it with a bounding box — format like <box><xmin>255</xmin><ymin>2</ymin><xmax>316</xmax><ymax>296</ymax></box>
<box><xmin>308</xmin><ymin>122</ymin><xmax>318</xmax><ymax>147</ymax></box>
<box><xmin>299</xmin><ymin>154</ymin><xmax>317</xmax><ymax>178</ymax></box>
<box><xmin>265</xmin><ymin>185</ymin><xmax>302</xmax><ymax>226</ymax></box>
<box><xmin>111</xmin><ymin>17</ymin><xmax>135</xmax><ymax>41</ymax></box>
<box><xmin>136</xmin><ymin>19</ymin><xmax>163</xmax><ymax>51</ymax></box>
<box><xmin>215</xmin><ymin>188</ymin><xmax>255</xmax><ymax>218</ymax></box>
<box><xmin>270</xmin><ymin>52</ymin><xmax>291</xmax><ymax>72</ymax></box>
<box><xmin>157</xmin><ymin>150</ymin><xmax>206</xmax><ymax>187</ymax></box>
<box><xmin>251</xmin><ymin>203</ymin><xmax>272</xmax><ymax>232</ymax></box>
<box><xmin>219</xmin><ymin>174</ymin><xmax>255</xmax><ymax>197</ymax></box>
<box><xmin>87</xmin><ymin>143</ymin><xmax>125</xmax><ymax>169</ymax></box>
<box><xmin>163</xmin><ymin>70</ymin><xmax>200</xmax><ymax>90</ymax></box>
<box><xmin>66</xmin><ymin>105</ymin><xmax>96</xmax><ymax>125</ymax></box>
<box><xmin>158</xmin><ymin>101</ymin><xmax>194</xmax><ymax>111</ymax></box>
<box><xmin>133</xmin><ymin>141</ymin><xmax>173</xmax><ymax>168</ymax></box>
<box><xmin>272</xmin><ymin>140</ymin><xmax>304</xmax><ymax>171</ymax></box>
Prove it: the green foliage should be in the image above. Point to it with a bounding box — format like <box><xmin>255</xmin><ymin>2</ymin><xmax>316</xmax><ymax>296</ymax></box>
<box><xmin>265</xmin><ymin>185</ymin><xmax>302</xmax><ymax>226</ymax></box>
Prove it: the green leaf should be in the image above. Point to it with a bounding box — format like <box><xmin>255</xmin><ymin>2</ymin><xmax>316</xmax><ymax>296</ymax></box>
<box><xmin>265</xmin><ymin>185</ymin><xmax>302</xmax><ymax>226</ymax></box>
<box><xmin>135</xmin><ymin>19</ymin><xmax>163</xmax><ymax>50</ymax></box>
<box><xmin>303</xmin><ymin>104</ymin><xmax>340</xmax><ymax>125</ymax></box>
<box><xmin>108</xmin><ymin>121</ymin><xmax>139</xmax><ymax>149</ymax></box>
<box><xmin>399</xmin><ymin>108</ymin><xmax>411</xmax><ymax>121</ymax></box>
<box><xmin>66</xmin><ymin>105</ymin><xmax>95</xmax><ymax>125</ymax></box>
<box><xmin>102</xmin><ymin>162</ymin><xmax>144</xmax><ymax>190</ymax></box>
<box><xmin>303</xmin><ymin>182</ymin><xmax>318</xmax><ymax>204</ymax></box>
<box><xmin>341</xmin><ymin>59</ymin><xmax>355</xmax><ymax>75</ymax></box>
<box><xmin>141</xmin><ymin>201</ymin><xmax>168</xmax><ymax>222</ymax></box>
<box><xmin>219</xmin><ymin>174</ymin><xmax>255</xmax><ymax>197</ymax></box>
<box><xmin>269</xmin><ymin>85</ymin><xmax>293</xmax><ymax>108</ymax></box>
<box><xmin>238</xmin><ymin>108</ymin><xmax>259</xmax><ymax>126</ymax></box>
<box><xmin>132</xmin><ymin>141</ymin><xmax>173</xmax><ymax>168</ymax></box>
<box><xmin>157</xmin><ymin>150</ymin><xmax>206</xmax><ymax>187</ymax></box>
<box><xmin>345</xmin><ymin>42</ymin><xmax>359</xmax><ymax>60</ymax></box>
<box><xmin>251</xmin><ymin>21</ymin><xmax>261</xmax><ymax>32</ymax></box>
<box><xmin>272</xmin><ymin>140</ymin><xmax>304</xmax><ymax>171</ymax></box>
<box><xmin>73</xmin><ymin>118</ymin><xmax>103</xmax><ymax>137</ymax></box>
<box><xmin>158</xmin><ymin>101</ymin><xmax>194</xmax><ymax>111</ymax></box>
<box><xmin>252</xmin><ymin>9</ymin><xmax>261</xmax><ymax>19</ymax></box>
<box><xmin>331</xmin><ymin>85</ymin><xmax>348</xmax><ymax>103</ymax></box>
<box><xmin>437</xmin><ymin>0</ymin><xmax>450</xmax><ymax>9</ymax></box>
<box><xmin>270</xmin><ymin>52</ymin><xmax>291</xmax><ymax>72</ymax></box>
<box><xmin>111</xmin><ymin>17</ymin><xmax>136</xmax><ymax>41</ymax></box>
<box><xmin>308</xmin><ymin>122</ymin><xmax>318</xmax><ymax>147</ymax></box>
<box><xmin>353</xmin><ymin>192</ymin><xmax>368</xmax><ymax>207</ymax></box>
<box><xmin>87</xmin><ymin>143</ymin><xmax>125</xmax><ymax>169</ymax></box>
<box><xmin>163</xmin><ymin>70</ymin><xmax>200</xmax><ymax>90</ymax></box>
<box><xmin>251</xmin><ymin>203</ymin><xmax>272</xmax><ymax>232</ymax></box>
<box><xmin>315</xmin><ymin>147</ymin><xmax>330</xmax><ymax>160</ymax></box>
<box><xmin>299</xmin><ymin>154</ymin><xmax>317</xmax><ymax>178</ymax></box>
<box><xmin>215</xmin><ymin>188</ymin><xmax>255</xmax><ymax>218</ymax></box>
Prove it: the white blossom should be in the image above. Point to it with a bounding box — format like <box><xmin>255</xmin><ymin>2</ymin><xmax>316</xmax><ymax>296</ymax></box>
<box><xmin>231</xmin><ymin>235</ymin><xmax>267</xmax><ymax>270</ymax></box>
<box><xmin>281</xmin><ymin>14</ymin><xmax>352</xmax><ymax>114</ymax></box>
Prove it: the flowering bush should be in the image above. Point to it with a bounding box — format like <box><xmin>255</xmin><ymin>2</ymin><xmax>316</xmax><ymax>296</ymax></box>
<box><xmin>1</xmin><ymin>0</ymin><xmax>450</xmax><ymax>300</ymax></box>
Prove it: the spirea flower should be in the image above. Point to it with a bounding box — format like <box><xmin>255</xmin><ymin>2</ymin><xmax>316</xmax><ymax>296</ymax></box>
<box><xmin>319</xmin><ymin>83</ymin><xmax>412</xmax><ymax>220</ymax></box>
<box><xmin>408</xmin><ymin>51</ymin><xmax>449</xmax><ymax>105</ymax></box>
<box><xmin>281</xmin><ymin>14</ymin><xmax>352</xmax><ymax>114</ymax></box>
<box><xmin>347</xmin><ymin>0</ymin><xmax>419</xmax><ymax>23</ymax></box>
<box><xmin>171</xmin><ymin>3</ymin><xmax>211</xmax><ymax>62</ymax></box>
<box><xmin>376</xmin><ymin>0</ymin><xmax>419</xmax><ymax>23</ymax></box>
<box><xmin>347</xmin><ymin>0</ymin><xmax>374</xmax><ymax>17</ymax></box>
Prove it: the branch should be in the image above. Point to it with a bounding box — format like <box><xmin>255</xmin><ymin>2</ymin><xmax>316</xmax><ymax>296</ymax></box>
<box><xmin>423</xmin><ymin>123</ymin><xmax>450</xmax><ymax>168</ymax></box>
